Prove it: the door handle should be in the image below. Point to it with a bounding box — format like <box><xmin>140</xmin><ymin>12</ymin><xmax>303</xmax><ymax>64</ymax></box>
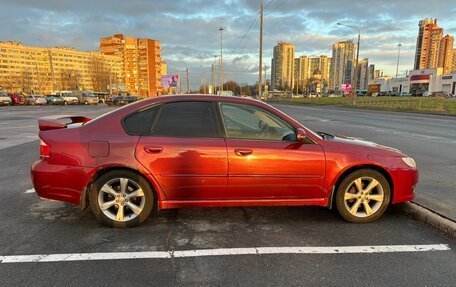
<box><xmin>144</xmin><ymin>146</ymin><xmax>163</xmax><ymax>154</ymax></box>
<box><xmin>234</xmin><ymin>148</ymin><xmax>253</xmax><ymax>156</ymax></box>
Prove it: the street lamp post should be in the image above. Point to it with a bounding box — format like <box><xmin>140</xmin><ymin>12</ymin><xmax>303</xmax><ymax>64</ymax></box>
<box><xmin>219</xmin><ymin>26</ymin><xmax>224</xmax><ymax>94</ymax></box>
<box><xmin>337</xmin><ymin>23</ymin><xmax>361</xmax><ymax>96</ymax></box>
<box><xmin>396</xmin><ymin>43</ymin><xmax>402</xmax><ymax>78</ymax></box>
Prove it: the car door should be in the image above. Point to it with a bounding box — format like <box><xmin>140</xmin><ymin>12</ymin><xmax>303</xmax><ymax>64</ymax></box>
<box><xmin>134</xmin><ymin>101</ymin><xmax>228</xmax><ymax>200</ymax></box>
<box><xmin>219</xmin><ymin>102</ymin><xmax>325</xmax><ymax>199</ymax></box>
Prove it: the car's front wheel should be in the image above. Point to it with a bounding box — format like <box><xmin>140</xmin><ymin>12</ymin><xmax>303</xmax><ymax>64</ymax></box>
<box><xmin>336</xmin><ymin>169</ymin><xmax>390</xmax><ymax>223</ymax></box>
<box><xmin>90</xmin><ymin>170</ymin><xmax>154</xmax><ymax>228</ymax></box>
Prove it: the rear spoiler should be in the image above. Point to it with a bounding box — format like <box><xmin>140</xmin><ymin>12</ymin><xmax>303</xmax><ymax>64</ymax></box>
<box><xmin>38</xmin><ymin>115</ymin><xmax>92</xmax><ymax>131</ymax></box>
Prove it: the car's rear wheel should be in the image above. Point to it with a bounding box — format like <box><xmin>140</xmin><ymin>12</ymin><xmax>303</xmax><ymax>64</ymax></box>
<box><xmin>90</xmin><ymin>170</ymin><xmax>154</xmax><ymax>228</ymax></box>
<box><xmin>336</xmin><ymin>169</ymin><xmax>390</xmax><ymax>223</ymax></box>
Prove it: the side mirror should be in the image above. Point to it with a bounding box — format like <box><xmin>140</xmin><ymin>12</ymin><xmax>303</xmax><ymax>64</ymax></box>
<box><xmin>296</xmin><ymin>128</ymin><xmax>307</xmax><ymax>142</ymax></box>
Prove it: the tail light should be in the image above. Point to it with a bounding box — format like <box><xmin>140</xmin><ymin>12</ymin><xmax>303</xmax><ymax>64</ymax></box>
<box><xmin>40</xmin><ymin>139</ymin><xmax>51</xmax><ymax>158</ymax></box>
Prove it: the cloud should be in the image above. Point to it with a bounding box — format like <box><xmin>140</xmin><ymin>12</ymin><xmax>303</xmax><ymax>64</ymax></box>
<box><xmin>0</xmin><ymin>0</ymin><xmax>455</xmax><ymax>89</ymax></box>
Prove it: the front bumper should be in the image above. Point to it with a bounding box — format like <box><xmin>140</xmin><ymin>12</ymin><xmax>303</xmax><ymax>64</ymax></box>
<box><xmin>31</xmin><ymin>159</ymin><xmax>92</xmax><ymax>205</ymax></box>
<box><xmin>391</xmin><ymin>168</ymin><xmax>419</xmax><ymax>204</ymax></box>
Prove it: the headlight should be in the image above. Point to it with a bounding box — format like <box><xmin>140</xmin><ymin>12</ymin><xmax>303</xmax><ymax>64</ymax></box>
<box><xmin>402</xmin><ymin>157</ymin><xmax>416</xmax><ymax>169</ymax></box>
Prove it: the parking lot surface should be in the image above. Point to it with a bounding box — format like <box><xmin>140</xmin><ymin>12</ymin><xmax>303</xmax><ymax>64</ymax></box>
<box><xmin>0</xmin><ymin>104</ymin><xmax>455</xmax><ymax>286</ymax></box>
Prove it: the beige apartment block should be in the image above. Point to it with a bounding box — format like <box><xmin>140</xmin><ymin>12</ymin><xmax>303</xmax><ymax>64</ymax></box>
<box><xmin>0</xmin><ymin>41</ymin><xmax>123</xmax><ymax>94</ymax></box>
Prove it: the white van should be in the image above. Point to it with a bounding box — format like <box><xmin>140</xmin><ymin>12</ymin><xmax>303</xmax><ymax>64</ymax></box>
<box><xmin>53</xmin><ymin>91</ymin><xmax>79</xmax><ymax>105</ymax></box>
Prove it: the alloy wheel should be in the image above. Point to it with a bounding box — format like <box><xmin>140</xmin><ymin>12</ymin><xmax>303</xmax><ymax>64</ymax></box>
<box><xmin>98</xmin><ymin>178</ymin><xmax>146</xmax><ymax>222</ymax></box>
<box><xmin>343</xmin><ymin>176</ymin><xmax>384</xmax><ymax>218</ymax></box>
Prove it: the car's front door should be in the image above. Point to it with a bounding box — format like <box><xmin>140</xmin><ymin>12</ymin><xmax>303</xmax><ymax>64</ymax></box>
<box><xmin>219</xmin><ymin>102</ymin><xmax>325</xmax><ymax>199</ymax></box>
<box><xmin>135</xmin><ymin>101</ymin><xmax>228</xmax><ymax>200</ymax></box>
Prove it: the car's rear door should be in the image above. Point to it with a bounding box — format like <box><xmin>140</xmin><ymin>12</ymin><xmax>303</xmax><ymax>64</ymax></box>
<box><xmin>219</xmin><ymin>102</ymin><xmax>325</xmax><ymax>199</ymax></box>
<box><xmin>134</xmin><ymin>101</ymin><xmax>228</xmax><ymax>200</ymax></box>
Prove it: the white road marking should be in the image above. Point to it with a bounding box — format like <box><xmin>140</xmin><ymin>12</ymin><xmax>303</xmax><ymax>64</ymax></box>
<box><xmin>24</xmin><ymin>188</ymin><xmax>36</xmax><ymax>194</ymax></box>
<box><xmin>0</xmin><ymin>244</ymin><xmax>450</xmax><ymax>264</ymax></box>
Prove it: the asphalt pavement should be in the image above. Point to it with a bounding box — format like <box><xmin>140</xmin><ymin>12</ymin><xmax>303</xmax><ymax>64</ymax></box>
<box><xmin>0</xmin><ymin>104</ymin><xmax>455</xmax><ymax>286</ymax></box>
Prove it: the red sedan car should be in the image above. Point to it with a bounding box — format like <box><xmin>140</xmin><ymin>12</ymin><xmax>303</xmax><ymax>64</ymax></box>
<box><xmin>31</xmin><ymin>95</ymin><xmax>418</xmax><ymax>227</ymax></box>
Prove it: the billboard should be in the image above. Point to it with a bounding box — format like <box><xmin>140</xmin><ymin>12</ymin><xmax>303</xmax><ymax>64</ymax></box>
<box><xmin>340</xmin><ymin>83</ymin><xmax>352</xmax><ymax>91</ymax></box>
<box><xmin>161</xmin><ymin>75</ymin><xmax>179</xmax><ymax>88</ymax></box>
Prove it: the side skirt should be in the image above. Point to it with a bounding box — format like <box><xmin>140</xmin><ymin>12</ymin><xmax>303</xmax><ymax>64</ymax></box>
<box><xmin>159</xmin><ymin>198</ymin><xmax>328</xmax><ymax>209</ymax></box>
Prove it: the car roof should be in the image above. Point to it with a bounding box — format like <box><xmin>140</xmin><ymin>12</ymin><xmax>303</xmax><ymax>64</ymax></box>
<box><xmin>139</xmin><ymin>94</ymin><xmax>263</xmax><ymax>105</ymax></box>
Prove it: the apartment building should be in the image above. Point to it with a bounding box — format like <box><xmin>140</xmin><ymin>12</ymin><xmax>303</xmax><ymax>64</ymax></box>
<box><xmin>271</xmin><ymin>42</ymin><xmax>295</xmax><ymax>90</ymax></box>
<box><xmin>100</xmin><ymin>34</ymin><xmax>163</xmax><ymax>97</ymax></box>
<box><xmin>0</xmin><ymin>41</ymin><xmax>122</xmax><ymax>94</ymax></box>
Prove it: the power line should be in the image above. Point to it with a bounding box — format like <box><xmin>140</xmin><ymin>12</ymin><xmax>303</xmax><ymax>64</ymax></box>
<box><xmin>265</xmin><ymin>0</ymin><xmax>288</xmax><ymax>15</ymax></box>
<box><xmin>231</xmin><ymin>0</ymin><xmax>274</xmax><ymax>55</ymax></box>
<box><xmin>231</xmin><ymin>13</ymin><xmax>260</xmax><ymax>54</ymax></box>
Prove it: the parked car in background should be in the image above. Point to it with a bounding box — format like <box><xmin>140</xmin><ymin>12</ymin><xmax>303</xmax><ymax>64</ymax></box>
<box><xmin>72</xmin><ymin>90</ymin><xmax>98</xmax><ymax>105</ymax></box>
<box><xmin>0</xmin><ymin>89</ymin><xmax>12</xmax><ymax>106</ymax></box>
<box><xmin>422</xmin><ymin>91</ymin><xmax>432</xmax><ymax>97</ymax></box>
<box><xmin>31</xmin><ymin>95</ymin><xmax>418</xmax><ymax>227</ymax></box>
<box><xmin>54</xmin><ymin>91</ymin><xmax>79</xmax><ymax>105</ymax></box>
<box><xmin>45</xmin><ymin>95</ymin><xmax>65</xmax><ymax>105</ymax></box>
<box><xmin>105</xmin><ymin>96</ymin><xmax>121</xmax><ymax>106</ymax></box>
<box><xmin>430</xmin><ymin>91</ymin><xmax>449</xmax><ymax>98</ymax></box>
<box><xmin>26</xmin><ymin>95</ymin><xmax>47</xmax><ymax>105</ymax></box>
<box><xmin>399</xmin><ymin>92</ymin><xmax>412</xmax><ymax>97</ymax></box>
<box><xmin>9</xmin><ymin>93</ymin><xmax>27</xmax><ymax>105</ymax></box>
<box><xmin>115</xmin><ymin>96</ymin><xmax>141</xmax><ymax>106</ymax></box>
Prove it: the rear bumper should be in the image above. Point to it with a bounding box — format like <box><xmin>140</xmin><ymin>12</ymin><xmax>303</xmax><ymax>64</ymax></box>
<box><xmin>31</xmin><ymin>159</ymin><xmax>92</xmax><ymax>205</ymax></box>
<box><xmin>391</xmin><ymin>168</ymin><xmax>419</xmax><ymax>204</ymax></box>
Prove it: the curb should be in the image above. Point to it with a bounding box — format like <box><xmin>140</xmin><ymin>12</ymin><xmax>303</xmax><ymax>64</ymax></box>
<box><xmin>399</xmin><ymin>202</ymin><xmax>456</xmax><ymax>241</ymax></box>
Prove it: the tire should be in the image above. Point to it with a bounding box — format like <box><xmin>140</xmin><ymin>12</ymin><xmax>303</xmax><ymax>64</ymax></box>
<box><xmin>84</xmin><ymin>101</ymin><xmax>88</xmax><ymax>105</ymax></box>
<box><xmin>90</xmin><ymin>170</ymin><xmax>154</xmax><ymax>228</ymax></box>
<box><xmin>64</xmin><ymin>101</ymin><xmax>68</xmax><ymax>105</ymax></box>
<box><xmin>335</xmin><ymin>169</ymin><xmax>391</xmax><ymax>223</ymax></box>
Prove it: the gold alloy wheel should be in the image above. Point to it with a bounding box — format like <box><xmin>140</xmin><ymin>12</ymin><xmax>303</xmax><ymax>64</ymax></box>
<box><xmin>343</xmin><ymin>176</ymin><xmax>385</xmax><ymax>218</ymax></box>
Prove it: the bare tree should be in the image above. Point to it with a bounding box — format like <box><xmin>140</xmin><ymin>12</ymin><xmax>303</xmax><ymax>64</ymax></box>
<box><xmin>60</xmin><ymin>69</ymin><xmax>81</xmax><ymax>91</ymax></box>
<box><xmin>90</xmin><ymin>56</ymin><xmax>110</xmax><ymax>92</ymax></box>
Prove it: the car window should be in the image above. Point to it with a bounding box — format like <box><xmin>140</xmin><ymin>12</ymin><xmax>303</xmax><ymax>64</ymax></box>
<box><xmin>123</xmin><ymin>105</ymin><xmax>160</xmax><ymax>136</ymax></box>
<box><xmin>220</xmin><ymin>103</ymin><xmax>296</xmax><ymax>141</ymax></box>
<box><xmin>152</xmin><ymin>101</ymin><xmax>219</xmax><ymax>138</ymax></box>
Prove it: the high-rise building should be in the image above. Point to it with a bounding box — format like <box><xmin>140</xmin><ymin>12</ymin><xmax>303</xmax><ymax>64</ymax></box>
<box><xmin>374</xmin><ymin>70</ymin><xmax>381</xmax><ymax>78</ymax></box>
<box><xmin>100</xmin><ymin>34</ymin><xmax>163</xmax><ymax>97</ymax></box>
<box><xmin>271</xmin><ymin>42</ymin><xmax>295</xmax><ymax>90</ymax></box>
<box><xmin>356</xmin><ymin>58</ymin><xmax>369</xmax><ymax>90</ymax></box>
<box><xmin>319</xmin><ymin>55</ymin><xmax>331</xmax><ymax>81</ymax></box>
<box><xmin>438</xmin><ymin>34</ymin><xmax>454</xmax><ymax>74</ymax></box>
<box><xmin>330</xmin><ymin>40</ymin><xmax>355</xmax><ymax>90</ymax></box>
<box><xmin>308</xmin><ymin>57</ymin><xmax>320</xmax><ymax>77</ymax></box>
<box><xmin>294</xmin><ymin>56</ymin><xmax>308</xmax><ymax>92</ymax></box>
<box><xmin>452</xmin><ymin>49</ymin><xmax>456</xmax><ymax>73</ymax></box>
<box><xmin>0</xmin><ymin>41</ymin><xmax>123</xmax><ymax>94</ymax></box>
<box><xmin>414</xmin><ymin>19</ymin><xmax>443</xmax><ymax>70</ymax></box>
<box><xmin>368</xmin><ymin>64</ymin><xmax>376</xmax><ymax>81</ymax></box>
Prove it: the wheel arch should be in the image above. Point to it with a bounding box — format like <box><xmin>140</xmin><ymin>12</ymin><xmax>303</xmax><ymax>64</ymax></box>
<box><xmin>81</xmin><ymin>165</ymin><xmax>161</xmax><ymax>211</ymax></box>
<box><xmin>328</xmin><ymin>164</ymin><xmax>394</xmax><ymax>209</ymax></box>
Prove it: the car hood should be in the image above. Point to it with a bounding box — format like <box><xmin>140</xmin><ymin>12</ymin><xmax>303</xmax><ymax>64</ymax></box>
<box><xmin>322</xmin><ymin>133</ymin><xmax>405</xmax><ymax>156</ymax></box>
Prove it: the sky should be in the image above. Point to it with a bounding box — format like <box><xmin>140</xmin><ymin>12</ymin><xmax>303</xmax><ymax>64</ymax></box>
<box><xmin>1</xmin><ymin>0</ymin><xmax>456</xmax><ymax>90</ymax></box>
